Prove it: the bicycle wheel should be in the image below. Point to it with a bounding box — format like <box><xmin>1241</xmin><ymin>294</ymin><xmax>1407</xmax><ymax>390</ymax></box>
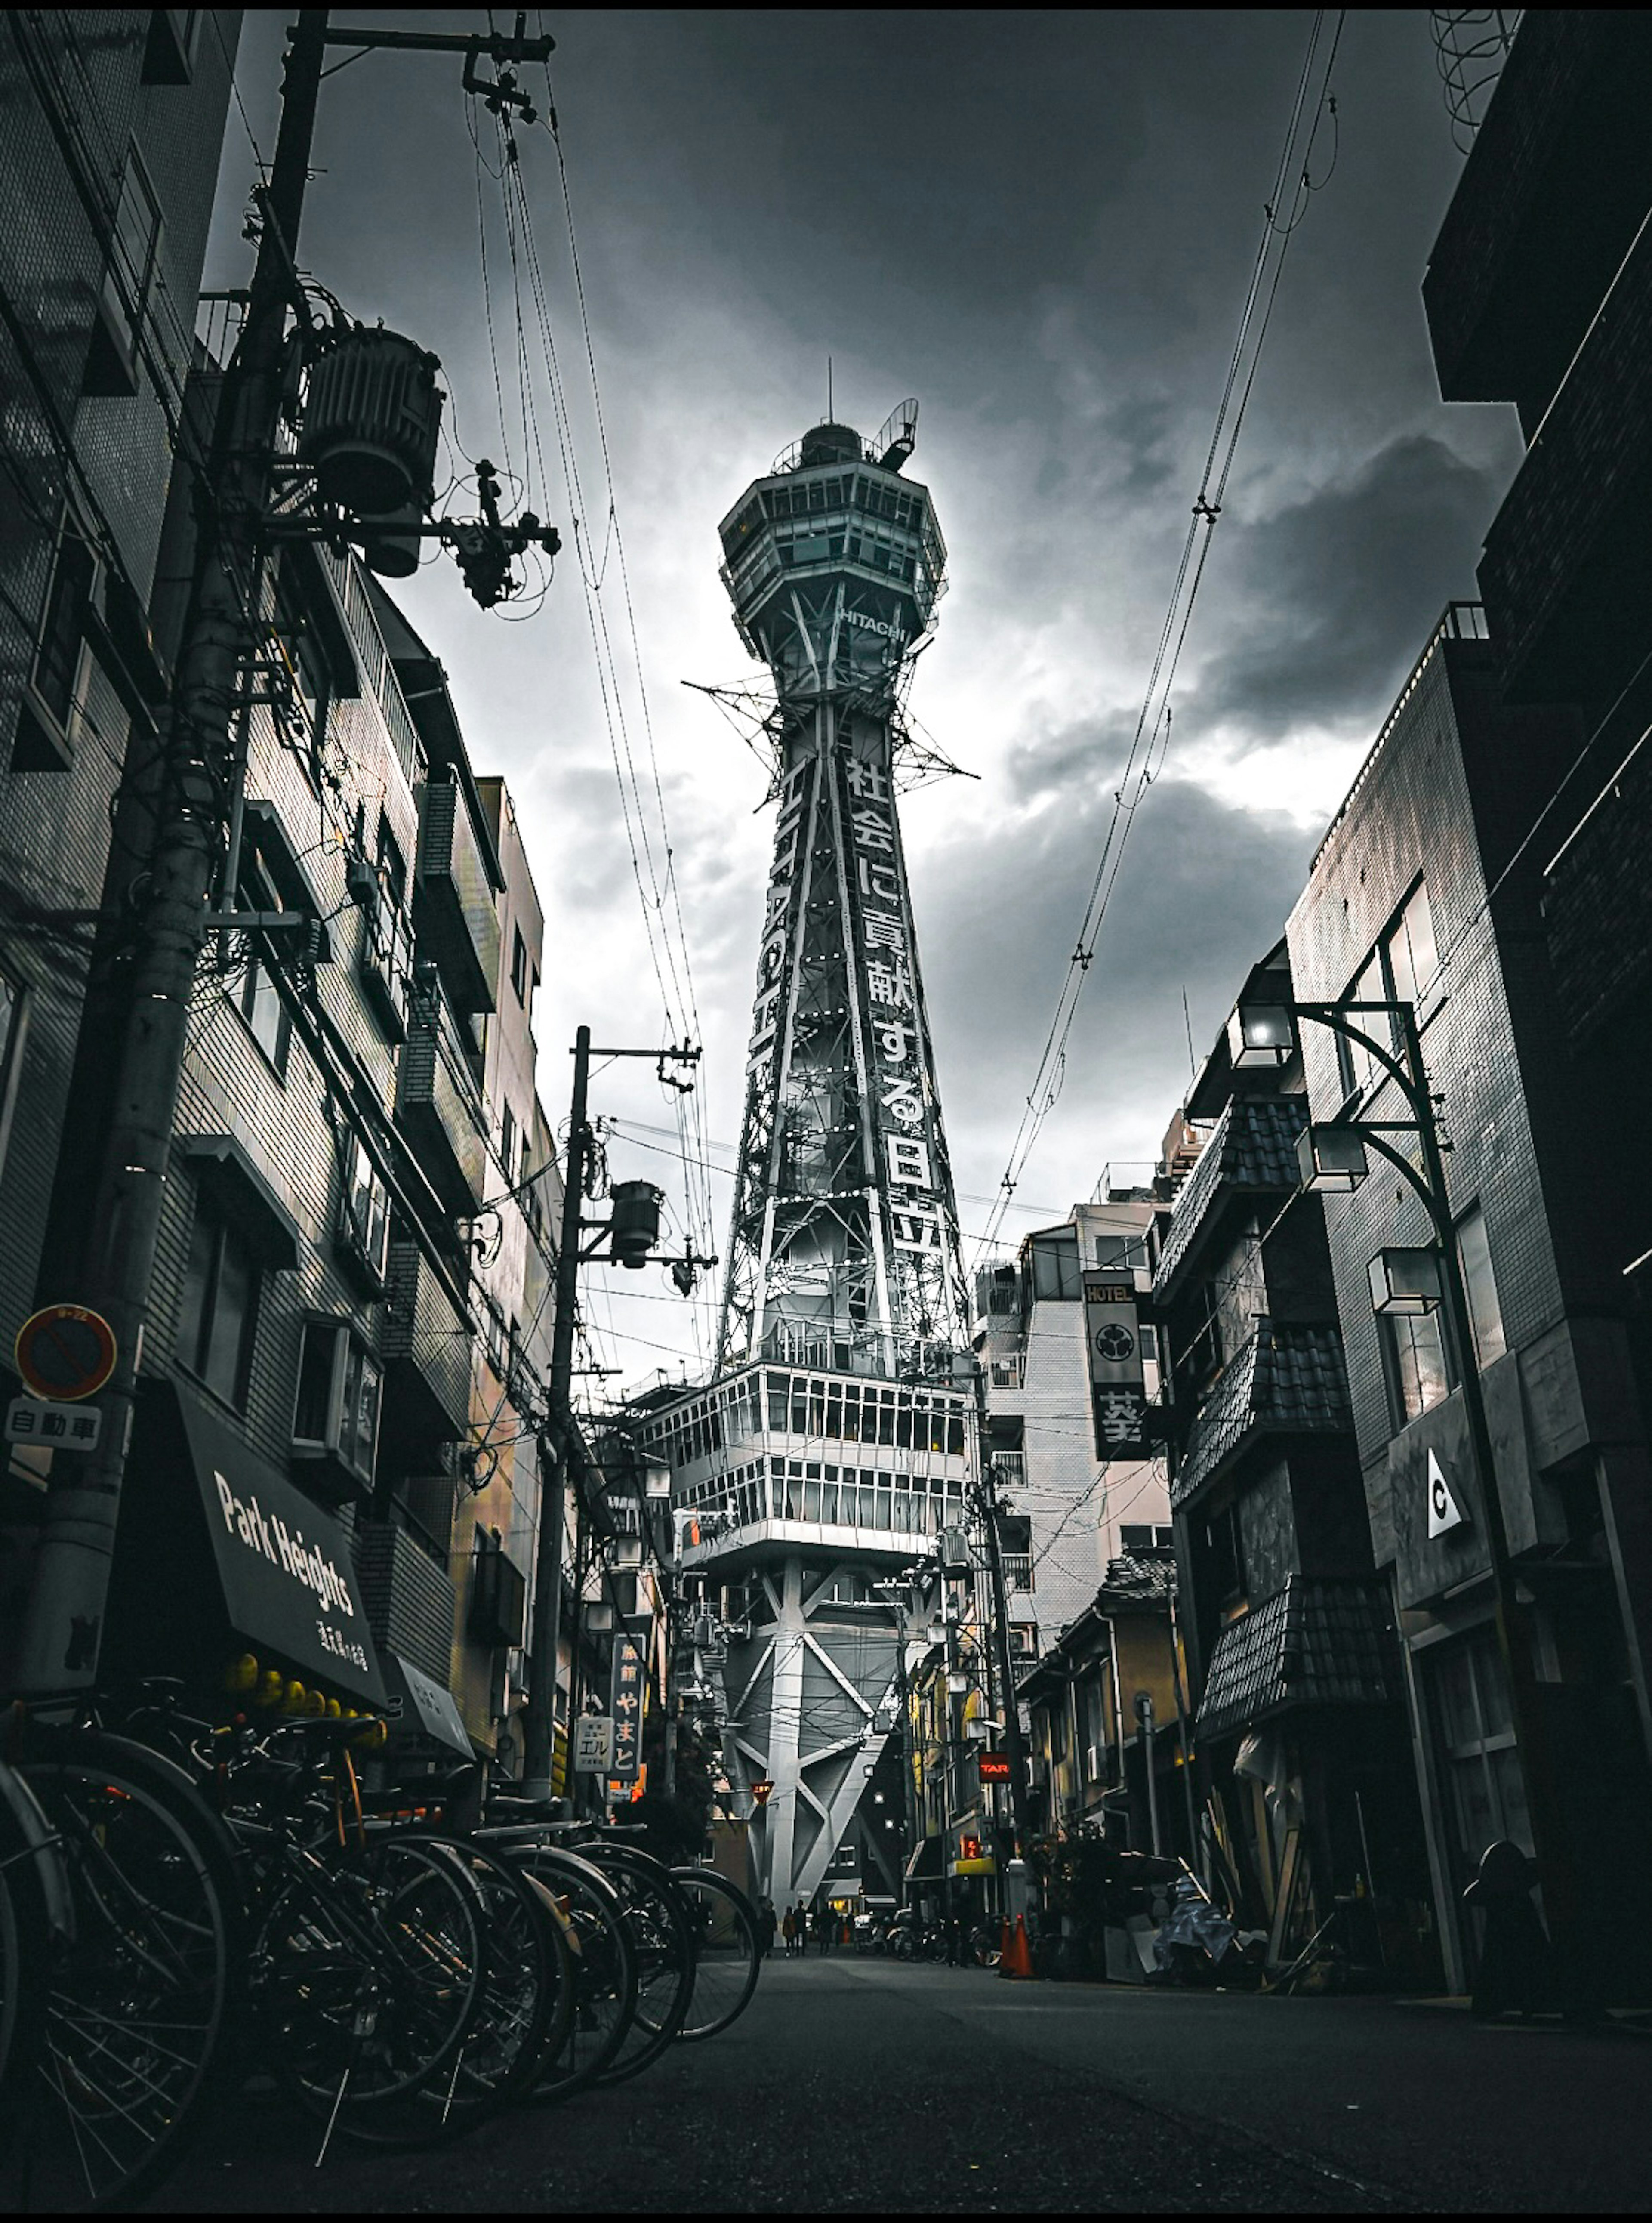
<box><xmin>668</xmin><ymin>1868</ymin><xmax>762</xmax><ymax>2041</ymax></box>
<box><xmin>332</xmin><ymin>1834</ymin><xmax>573</xmax><ymax>2144</ymax></box>
<box><xmin>581</xmin><ymin>1843</ymin><xmax>694</xmax><ymax>2084</ymax></box>
<box><xmin>257</xmin><ymin>1835</ymin><xmax>487</xmax><ymax>2134</ymax></box>
<box><xmin>0</xmin><ymin>1763</ymin><xmax>64</xmax><ymax>2169</ymax></box>
<box><xmin>6</xmin><ymin>1739</ymin><xmax>236</xmax><ymax>2213</ymax></box>
<box><xmin>490</xmin><ymin>1840</ymin><xmax>638</xmax><ymax>2102</ymax></box>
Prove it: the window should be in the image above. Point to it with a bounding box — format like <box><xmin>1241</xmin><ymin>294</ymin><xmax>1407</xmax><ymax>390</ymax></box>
<box><xmin>143</xmin><ymin>10</ymin><xmax>200</xmax><ymax>83</ymax></box>
<box><xmin>1338</xmin><ymin>881</ymin><xmax>1439</xmax><ymax>1097</ymax></box>
<box><xmin>1206</xmin><ymin>1501</ymin><xmax>1248</xmax><ymax>1611</ymax></box>
<box><xmin>1094</xmin><ymin>1233</ymin><xmax>1148</xmax><ymax>1270</ymax></box>
<box><xmin>230</xmin><ymin>945</ymin><xmax>291</xmax><ymax>1075</ymax></box>
<box><xmin>1384</xmin><ymin>1307</ymin><xmax>1452</xmax><ymax>1427</ymax></box>
<box><xmin>85</xmin><ymin>149</ymin><xmax>162</xmax><ymax>395</ymax></box>
<box><xmin>179</xmin><ymin>1198</ymin><xmax>260</xmax><ymax>1409</ymax></box>
<box><xmin>376</xmin><ymin>813</ymin><xmax>407</xmax><ymax>912</ymax></box>
<box><xmin>336</xmin><ymin>1132</ymin><xmax>390</xmax><ymax>1285</ymax></box>
<box><xmin>1387</xmin><ymin>881</ymin><xmax>1439</xmax><ymax>1009</ymax></box>
<box><xmin>511</xmin><ymin>926</ymin><xmax>529</xmax><ymax>1004</ymax></box>
<box><xmin>292</xmin><ymin>1318</ymin><xmax>382</xmax><ymax>1491</ymax></box>
<box><xmin>1029</xmin><ymin>1229</ymin><xmax>1082</xmax><ymax>1300</ymax></box>
<box><xmin>1458</xmin><ymin>1205</ymin><xmax>1507</xmax><ymax>1369</ymax></box>
<box><xmin>1178</xmin><ymin>1282</ymin><xmax>1223</xmax><ymax>1393</ymax></box>
<box><xmin>15</xmin><ymin>520</ymin><xmax>96</xmax><ymax>768</ymax></box>
<box><xmin>500</xmin><ymin>1102</ymin><xmax>518</xmax><ymax>1184</ymax></box>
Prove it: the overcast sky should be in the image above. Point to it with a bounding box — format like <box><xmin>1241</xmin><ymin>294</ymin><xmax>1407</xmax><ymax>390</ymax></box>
<box><xmin>206</xmin><ymin>8</ymin><xmax>1523</xmax><ymax>1389</ymax></box>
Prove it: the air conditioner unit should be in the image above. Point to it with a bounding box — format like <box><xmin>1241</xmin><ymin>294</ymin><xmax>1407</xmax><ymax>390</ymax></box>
<box><xmin>290</xmin><ymin>1317</ymin><xmax>382</xmax><ymax>1498</ymax></box>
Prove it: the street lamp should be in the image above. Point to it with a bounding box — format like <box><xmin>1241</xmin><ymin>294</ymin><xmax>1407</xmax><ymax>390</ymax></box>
<box><xmin>1227</xmin><ymin>1001</ymin><xmax>1295</xmax><ymax>1068</ymax></box>
<box><xmin>1367</xmin><ymin>1247</ymin><xmax>1442</xmax><ymax>1317</ymax></box>
<box><xmin>1296</xmin><ymin>1123</ymin><xmax>1369</xmax><ymax>1192</ymax></box>
<box><xmin>1261</xmin><ymin>990</ymin><xmax>1583</xmax><ymax>2001</ymax></box>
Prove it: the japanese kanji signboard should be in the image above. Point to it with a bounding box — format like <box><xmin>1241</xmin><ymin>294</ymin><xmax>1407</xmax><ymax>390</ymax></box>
<box><xmin>6</xmin><ymin>1396</ymin><xmax>103</xmax><ymax>1451</ymax></box>
<box><xmin>607</xmin><ymin>1628</ymin><xmax>646</xmax><ymax>1782</ymax></box>
<box><xmin>1082</xmin><ymin>1269</ymin><xmax>1148</xmax><ymax>1460</ymax></box>
<box><xmin>573</xmin><ymin>1715</ymin><xmax>615</xmax><ymax>1772</ymax></box>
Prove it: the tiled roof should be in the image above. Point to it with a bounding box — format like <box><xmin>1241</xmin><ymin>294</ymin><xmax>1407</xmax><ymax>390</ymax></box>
<box><xmin>1171</xmin><ymin>1318</ymin><xmax>1351</xmax><ymax>1511</ymax></box>
<box><xmin>1153</xmin><ymin>1096</ymin><xmax>1308</xmax><ymax>1300</ymax></box>
<box><xmin>1096</xmin><ymin>1552</ymin><xmax>1176</xmax><ymax>1610</ymax></box>
<box><xmin>1195</xmin><ymin>1577</ymin><xmax>1401</xmax><ymax>1743</ymax></box>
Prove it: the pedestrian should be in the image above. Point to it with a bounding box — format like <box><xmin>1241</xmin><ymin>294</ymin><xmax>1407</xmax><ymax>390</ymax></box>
<box><xmin>1462</xmin><ymin>1840</ymin><xmax>1553</xmax><ymax>2019</ymax></box>
<box><xmin>816</xmin><ymin>1901</ymin><xmax>831</xmax><ymax>1955</ymax></box>
<box><xmin>759</xmin><ymin>1897</ymin><xmax>777</xmax><ymax>1958</ymax></box>
<box><xmin>782</xmin><ymin>1904</ymin><xmax>796</xmax><ymax>1956</ymax></box>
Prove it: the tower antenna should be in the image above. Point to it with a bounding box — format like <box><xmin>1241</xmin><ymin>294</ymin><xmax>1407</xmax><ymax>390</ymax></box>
<box><xmin>827</xmin><ymin>353</ymin><xmax>832</xmax><ymax>420</ymax></box>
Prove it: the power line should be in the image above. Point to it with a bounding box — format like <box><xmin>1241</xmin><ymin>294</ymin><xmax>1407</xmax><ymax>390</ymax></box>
<box><xmin>971</xmin><ymin>11</ymin><xmax>1345</xmax><ymax>1266</ymax></box>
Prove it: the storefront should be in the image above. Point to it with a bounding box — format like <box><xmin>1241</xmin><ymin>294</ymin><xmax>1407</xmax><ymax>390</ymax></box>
<box><xmin>102</xmin><ymin>1376</ymin><xmax>388</xmax><ymax>1712</ymax></box>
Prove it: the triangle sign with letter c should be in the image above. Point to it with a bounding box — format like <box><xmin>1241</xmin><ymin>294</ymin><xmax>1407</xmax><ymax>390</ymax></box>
<box><xmin>1427</xmin><ymin>1448</ymin><xmax>1468</xmax><ymax>1539</ymax></box>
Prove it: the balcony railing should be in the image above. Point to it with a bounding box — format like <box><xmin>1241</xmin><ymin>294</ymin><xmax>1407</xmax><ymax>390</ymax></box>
<box><xmin>396</xmin><ymin>988</ymin><xmax>487</xmax><ymax>1216</ymax></box>
<box><xmin>381</xmin><ymin>1237</ymin><xmax>472</xmax><ymax>1444</ymax></box>
<box><xmin>415</xmin><ymin>770</ymin><xmax>501</xmax><ymax>1015</ymax></box>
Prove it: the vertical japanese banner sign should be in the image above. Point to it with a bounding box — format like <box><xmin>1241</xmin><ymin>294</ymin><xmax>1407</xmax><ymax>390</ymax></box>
<box><xmin>1082</xmin><ymin>1269</ymin><xmax>1148</xmax><ymax>1460</ymax></box>
<box><xmin>608</xmin><ymin>1627</ymin><xmax>646</xmax><ymax>1783</ymax></box>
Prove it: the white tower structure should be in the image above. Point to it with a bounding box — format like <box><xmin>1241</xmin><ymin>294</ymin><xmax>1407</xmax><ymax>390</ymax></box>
<box><xmin>637</xmin><ymin>405</ymin><xmax>972</xmax><ymax>1908</ymax></box>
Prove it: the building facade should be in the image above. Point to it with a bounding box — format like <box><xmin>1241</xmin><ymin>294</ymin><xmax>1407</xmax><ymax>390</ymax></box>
<box><xmin>1153</xmin><ymin>939</ymin><xmax>1432</xmax><ymax>1977</ymax></box>
<box><xmin>1285</xmin><ymin>602</ymin><xmax>1652</xmax><ymax>1990</ymax></box>
<box><xmin>974</xmin><ymin>1193</ymin><xmax>1169</xmax><ymax>1665</ymax></box>
<box><xmin>1</xmin><ymin>8</ymin><xmax>241</xmax><ymax>1425</ymax></box>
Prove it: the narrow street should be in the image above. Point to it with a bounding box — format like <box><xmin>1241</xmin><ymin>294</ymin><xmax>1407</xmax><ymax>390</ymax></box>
<box><xmin>163</xmin><ymin>1958</ymin><xmax>1652</xmax><ymax>2214</ymax></box>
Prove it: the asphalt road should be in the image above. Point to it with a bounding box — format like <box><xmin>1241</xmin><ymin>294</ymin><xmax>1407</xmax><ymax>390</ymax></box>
<box><xmin>159</xmin><ymin>1955</ymin><xmax>1652</xmax><ymax>2213</ymax></box>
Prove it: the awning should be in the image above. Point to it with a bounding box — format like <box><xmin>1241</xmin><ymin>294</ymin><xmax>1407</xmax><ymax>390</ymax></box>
<box><xmin>903</xmin><ymin>1834</ymin><xmax>944</xmax><ymax>1883</ymax></box>
<box><xmin>175</xmin><ymin>1381</ymin><xmax>387</xmax><ymax>1705</ymax></box>
<box><xmin>386</xmin><ymin>1652</ymin><xmax>473</xmax><ymax>1756</ymax></box>
<box><xmin>173</xmin><ymin>1133</ymin><xmax>302</xmax><ymax>1269</ymax></box>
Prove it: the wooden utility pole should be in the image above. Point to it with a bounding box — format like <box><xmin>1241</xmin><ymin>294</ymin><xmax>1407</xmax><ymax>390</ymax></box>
<box><xmin>521</xmin><ymin>1026</ymin><xmax>592</xmax><ymax>1800</ymax></box>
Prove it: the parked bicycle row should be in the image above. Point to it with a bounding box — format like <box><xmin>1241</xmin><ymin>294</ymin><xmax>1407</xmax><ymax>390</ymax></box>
<box><xmin>0</xmin><ymin>1681</ymin><xmax>762</xmax><ymax>2213</ymax></box>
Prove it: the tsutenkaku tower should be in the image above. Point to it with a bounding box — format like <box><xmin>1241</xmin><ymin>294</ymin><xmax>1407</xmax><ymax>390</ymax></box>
<box><xmin>635</xmin><ymin>406</ymin><xmax>974</xmax><ymax>1914</ymax></box>
<box><xmin>717</xmin><ymin>404</ymin><xmax>968</xmax><ymax>1377</ymax></box>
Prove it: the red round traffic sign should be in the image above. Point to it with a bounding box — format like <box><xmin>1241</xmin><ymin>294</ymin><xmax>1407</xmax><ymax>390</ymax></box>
<box><xmin>14</xmin><ymin>1305</ymin><xmax>117</xmax><ymax>1402</ymax></box>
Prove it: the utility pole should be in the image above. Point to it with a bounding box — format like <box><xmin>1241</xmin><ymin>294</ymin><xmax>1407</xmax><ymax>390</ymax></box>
<box><xmin>522</xmin><ymin>1025</ymin><xmax>592</xmax><ymax>1800</ymax></box>
<box><xmin>967</xmin><ymin>1359</ymin><xmax>1032</xmax><ymax>1856</ymax></box>
<box><xmin>520</xmin><ymin>1030</ymin><xmax>709</xmax><ymax>1800</ymax></box>
<box><xmin>15</xmin><ymin>9</ymin><xmax>331</xmax><ymax>1697</ymax></box>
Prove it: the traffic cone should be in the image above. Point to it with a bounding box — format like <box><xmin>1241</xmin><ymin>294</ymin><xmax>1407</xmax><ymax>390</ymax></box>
<box><xmin>999</xmin><ymin>1914</ymin><xmax>1036</xmax><ymax>1980</ymax></box>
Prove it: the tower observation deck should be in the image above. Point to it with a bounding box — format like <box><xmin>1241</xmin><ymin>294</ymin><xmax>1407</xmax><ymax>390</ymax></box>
<box><xmin>636</xmin><ymin>404</ymin><xmax>972</xmax><ymax>1909</ymax></box>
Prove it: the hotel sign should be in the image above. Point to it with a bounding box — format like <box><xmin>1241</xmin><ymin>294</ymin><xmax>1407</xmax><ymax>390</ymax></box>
<box><xmin>1083</xmin><ymin>1269</ymin><xmax>1148</xmax><ymax>1461</ymax></box>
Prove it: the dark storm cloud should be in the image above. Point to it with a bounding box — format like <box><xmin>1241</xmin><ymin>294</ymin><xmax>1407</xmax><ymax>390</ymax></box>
<box><xmin>1193</xmin><ymin>432</ymin><xmax>1498</xmax><ymax>736</ymax></box>
<box><xmin>914</xmin><ymin>774</ymin><xmax>1314</xmax><ymax>1150</ymax></box>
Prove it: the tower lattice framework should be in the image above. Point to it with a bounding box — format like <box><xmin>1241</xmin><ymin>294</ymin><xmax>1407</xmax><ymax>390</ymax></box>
<box><xmin>717</xmin><ymin>405</ymin><xmax>968</xmax><ymax>1377</ymax></box>
<box><xmin>640</xmin><ymin>406</ymin><xmax>971</xmax><ymax>1914</ymax></box>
